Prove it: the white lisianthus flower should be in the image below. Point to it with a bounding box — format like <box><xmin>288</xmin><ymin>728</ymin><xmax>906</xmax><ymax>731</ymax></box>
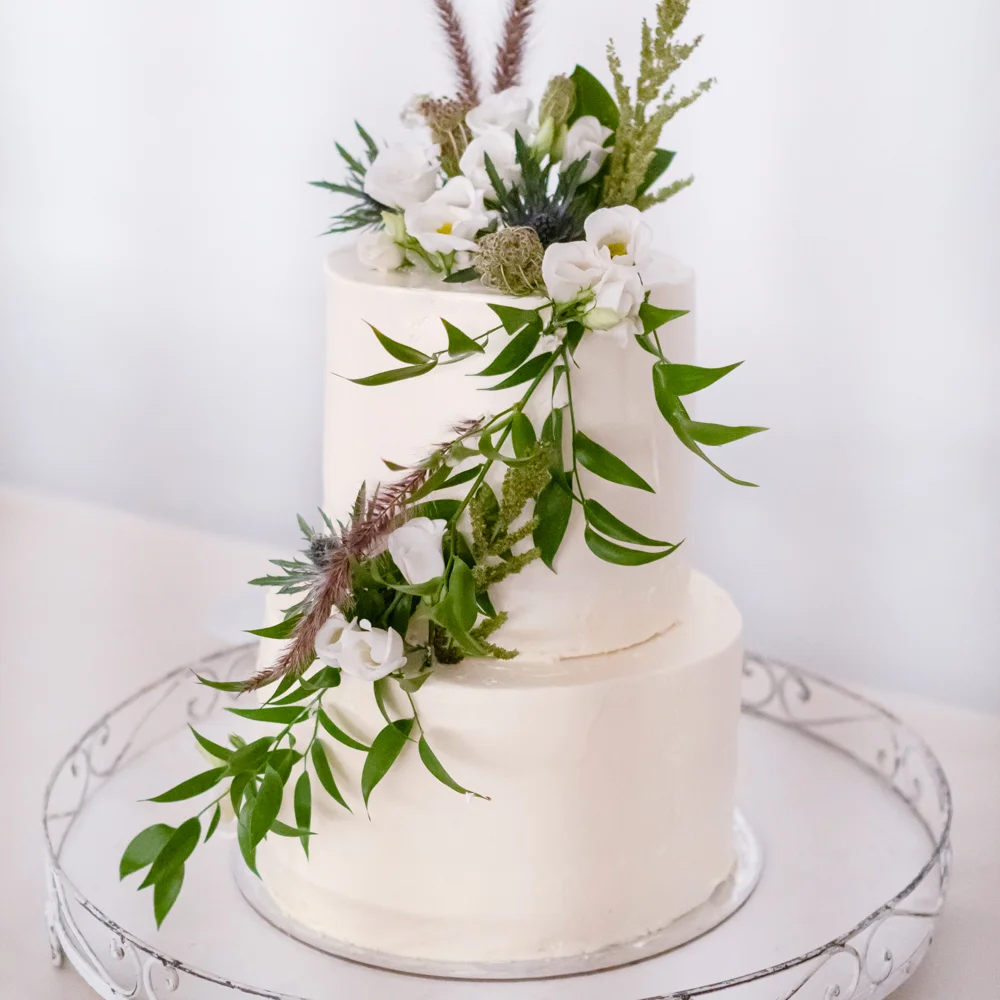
<box><xmin>584</xmin><ymin>205</ymin><xmax>653</xmax><ymax>268</ymax></box>
<box><xmin>404</xmin><ymin>177</ymin><xmax>490</xmax><ymax>253</ymax></box>
<box><xmin>541</xmin><ymin>240</ymin><xmax>608</xmax><ymax>302</ymax></box>
<box><xmin>562</xmin><ymin>116</ymin><xmax>613</xmax><ymax>182</ymax></box>
<box><xmin>465</xmin><ymin>87</ymin><xmax>533</xmax><ymax>138</ymax></box>
<box><xmin>314</xmin><ymin>612</ymin><xmax>352</xmax><ymax>667</ymax></box>
<box><xmin>337</xmin><ymin>619</ymin><xmax>407</xmax><ymax>682</ymax></box>
<box><xmin>459</xmin><ymin>130</ymin><xmax>521</xmax><ymax>197</ymax></box>
<box><xmin>387</xmin><ymin>516</ymin><xmax>448</xmax><ymax>585</ymax></box>
<box><xmin>356</xmin><ymin>229</ymin><xmax>405</xmax><ymax>272</ymax></box>
<box><xmin>583</xmin><ymin>263</ymin><xmax>645</xmax><ymax>346</ymax></box>
<box><xmin>363</xmin><ymin>142</ymin><xmax>440</xmax><ymax>211</ymax></box>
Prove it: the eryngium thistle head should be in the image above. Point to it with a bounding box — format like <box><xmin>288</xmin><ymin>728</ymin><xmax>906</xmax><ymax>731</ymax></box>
<box><xmin>473</xmin><ymin>226</ymin><xmax>544</xmax><ymax>296</ymax></box>
<box><xmin>308</xmin><ymin>533</ymin><xmax>342</xmax><ymax>570</ymax></box>
<box><xmin>417</xmin><ymin>97</ymin><xmax>472</xmax><ymax>176</ymax></box>
<box><xmin>538</xmin><ymin>75</ymin><xmax>576</xmax><ymax>128</ymax></box>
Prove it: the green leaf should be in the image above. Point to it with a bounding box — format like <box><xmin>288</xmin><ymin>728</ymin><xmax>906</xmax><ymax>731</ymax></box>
<box><xmin>583</xmin><ymin>499</ymin><xmax>673</xmax><ymax>548</ymax></box>
<box><xmin>511</xmin><ymin>413</ymin><xmax>537</xmax><ymax>457</ymax></box>
<box><xmin>686</xmin><ymin>420</ymin><xmax>768</xmax><ymax>446</ymax></box>
<box><xmin>347</xmin><ymin>361</ymin><xmax>437</xmax><ymax>386</ymax></box>
<box><xmin>652</xmin><ymin>363</ymin><xmax>759</xmax><ymax>487</ymax></box>
<box><xmin>268</xmin><ymin>684</ymin><xmax>315</xmax><ymax>706</ymax></box>
<box><xmin>267</xmin><ymin>747</ymin><xmax>303</xmax><ymax>783</ymax></box>
<box><xmin>570</xmin><ymin>65</ymin><xmax>620</xmax><ymax>130</ymax></box>
<box><xmin>361</xmin><ymin>719</ymin><xmax>414</xmax><ymax>809</ymax></box>
<box><xmin>584</xmin><ymin>526</ymin><xmax>681</xmax><ymax>565</ymax></box>
<box><xmin>541</xmin><ymin>407</ymin><xmax>565</xmax><ymax>471</ymax></box>
<box><xmin>367</xmin><ymin>322</ymin><xmax>432</xmax><ymax>365</ymax></box>
<box><xmin>204</xmin><ymin>804</ymin><xmax>222</xmax><ymax>843</ymax></box>
<box><xmin>147</xmin><ymin>766</ymin><xmax>227</xmax><ymax>804</ymax></box>
<box><xmin>193</xmin><ymin>674</ymin><xmax>244</xmax><ymax>693</ymax></box>
<box><xmin>188</xmin><ymin>726</ymin><xmax>232</xmax><ymax>762</ymax></box>
<box><xmin>574</xmin><ymin>431</ymin><xmax>655</xmax><ymax>492</ymax></box>
<box><xmin>415</xmin><ymin>498</ymin><xmax>462</xmax><ymax>522</ymax></box>
<box><xmin>442</xmin><ymin>320</ymin><xmax>485</xmax><ymax>359</ymax></box>
<box><xmin>300</xmin><ymin>666</ymin><xmax>342</xmax><ymax>691</ymax></box>
<box><xmin>563</xmin><ymin>321</ymin><xmax>585</xmax><ymax>355</ymax></box>
<box><xmin>120</xmin><ymin>824</ymin><xmax>174</xmax><ymax>880</ymax></box>
<box><xmin>139</xmin><ymin>817</ymin><xmax>201</xmax><ymax>889</ymax></box>
<box><xmin>483</xmin><ymin>352</ymin><xmax>553</xmax><ymax>391</ymax></box>
<box><xmin>311</xmin><ymin>740</ymin><xmax>352</xmax><ymax>812</ymax></box>
<box><xmin>636</xmin><ymin>148</ymin><xmax>676</xmax><ymax>197</ymax></box>
<box><xmin>226</xmin><ymin>705</ymin><xmax>308</xmax><ymax>725</ymax></box>
<box><xmin>270</xmin><ymin>819</ymin><xmax>315</xmax><ymax>838</ymax></box>
<box><xmin>294</xmin><ymin>771</ymin><xmax>312</xmax><ymax>858</ymax></box>
<box><xmin>440</xmin><ymin>464</ymin><xmax>485</xmax><ymax>489</ymax></box>
<box><xmin>373</xmin><ymin>677</ymin><xmax>394</xmax><ymax>725</ymax></box>
<box><xmin>654</xmin><ymin>361</ymin><xmax>743</xmax><ymax>396</ymax></box>
<box><xmin>226</xmin><ymin>736</ymin><xmax>274</xmax><ymax>775</ymax></box>
<box><xmin>638</xmin><ymin>301</ymin><xmax>689</xmax><ymax>334</ymax></box>
<box><xmin>476</xmin><ymin>323</ymin><xmax>540</xmax><ymax>377</ymax></box>
<box><xmin>245</xmin><ymin>614</ymin><xmax>302</xmax><ymax>640</ymax></box>
<box><xmin>229</xmin><ymin>771</ymin><xmax>252</xmax><ymax>815</ymax></box>
<box><xmin>533</xmin><ymin>479</ymin><xmax>573</xmax><ymax>571</ymax></box>
<box><xmin>405</xmin><ymin>464</ymin><xmax>451</xmax><ymax>504</ymax></box>
<box><xmin>488</xmin><ymin>303</ymin><xmax>542</xmax><ymax>337</ymax></box>
<box><xmin>478</xmin><ymin>429</ymin><xmax>533</xmax><ymax>467</ymax></box>
<box><xmin>153</xmin><ymin>863</ymin><xmax>184</xmax><ymax>927</ymax></box>
<box><xmin>443</xmin><ymin>266</ymin><xmax>480</xmax><ymax>283</ymax></box>
<box><xmin>237</xmin><ymin>796</ymin><xmax>258</xmax><ymax>876</ymax></box>
<box><xmin>418</xmin><ymin>735</ymin><xmax>483</xmax><ymax>797</ymax></box>
<box><xmin>448</xmin><ymin>559</ymin><xmax>478</xmax><ymax>630</ymax></box>
<box><xmin>250</xmin><ymin>765</ymin><xmax>283</xmax><ymax>845</ymax></box>
<box><xmin>318</xmin><ymin>709</ymin><xmax>371</xmax><ymax>751</ymax></box>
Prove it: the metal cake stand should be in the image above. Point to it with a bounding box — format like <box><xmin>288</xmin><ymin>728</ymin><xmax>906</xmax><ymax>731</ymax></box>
<box><xmin>43</xmin><ymin>647</ymin><xmax>952</xmax><ymax>1000</ymax></box>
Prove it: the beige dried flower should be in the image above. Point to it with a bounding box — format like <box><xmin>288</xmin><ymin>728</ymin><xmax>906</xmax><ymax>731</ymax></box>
<box><xmin>417</xmin><ymin>97</ymin><xmax>473</xmax><ymax>177</ymax></box>
<box><xmin>473</xmin><ymin>227</ymin><xmax>545</xmax><ymax>297</ymax></box>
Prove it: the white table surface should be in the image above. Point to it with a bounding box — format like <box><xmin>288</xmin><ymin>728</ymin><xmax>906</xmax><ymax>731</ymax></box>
<box><xmin>2</xmin><ymin>485</ymin><xmax>998</xmax><ymax>999</ymax></box>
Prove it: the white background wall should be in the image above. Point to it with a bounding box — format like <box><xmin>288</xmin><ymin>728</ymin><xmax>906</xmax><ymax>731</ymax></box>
<box><xmin>2</xmin><ymin>0</ymin><xmax>998</xmax><ymax>708</ymax></box>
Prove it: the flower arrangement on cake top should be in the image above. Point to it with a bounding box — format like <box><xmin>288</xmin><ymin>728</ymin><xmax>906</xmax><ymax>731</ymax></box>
<box><xmin>120</xmin><ymin>0</ymin><xmax>765</xmax><ymax>929</ymax></box>
<box><xmin>316</xmin><ymin>0</ymin><xmax>712</xmax><ymax>301</ymax></box>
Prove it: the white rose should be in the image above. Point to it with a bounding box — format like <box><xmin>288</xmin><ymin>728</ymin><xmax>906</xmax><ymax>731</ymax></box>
<box><xmin>338</xmin><ymin>619</ymin><xmax>407</xmax><ymax>682</ymax></box>
<box><xmin>363</xmin><ymin>142</ymin><xmax>440</xmax><ymax>211</ymax></box>
<box><xmin>584</xmin><ymin>263</ymin><xmax>644</xmax><ymax>346</ymax></box>
<box><xmin>387</xmin><ymin>516</ymin><xmax>448</xmax><ymax>585</ymax></box>
<box><xmin>314</xmin><ymin>611</ymin><xmax>352</xmax><ymax>667</ymax></box>
<box><xmin>465</xmin><ymin>87</ymin><xmax>533</xmax><ymax>138</ymax></box>
<box><xmin>562</xmin><ymin>116</ymin><xmax>613</xmax><ymax>182</ymax></box>
<box><xmin>541</xmin><ymin>240</ymin><xmax>608</xmax><ymax>302</ymax></box>
<box><xmin>403</xmin><ymin>177</ymin><xmax>490</xmax><ymax>253</ymax></box>
<box><xmin>584</xmin><ymin>205</ymin><xmax>653</xmax><ymax>268</ymax></box>
<box><xmin>459</xmin><ymin>130</ymin><xmax>521</xmax><ymax>197</ymax></box>
<box><xmin>356</xmin><ymin>229</ymin><xmax>405</xmax><ymax>272</ymax></box>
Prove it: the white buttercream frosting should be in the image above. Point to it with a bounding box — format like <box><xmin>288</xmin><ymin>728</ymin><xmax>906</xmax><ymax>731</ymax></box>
<box><xmin>255</xmin><ymin>570</ymin><xmax>743</xmax><ymax>963</ymax></box>
<box><xmin>323</xmin><ymin>248</ymin><xmax>696</xmax><ymax>657</ymax></box>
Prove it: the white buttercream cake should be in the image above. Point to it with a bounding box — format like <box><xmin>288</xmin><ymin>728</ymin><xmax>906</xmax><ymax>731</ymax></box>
<box><xmin>251</xmin><ymin>248</ymin><xmax>745</xmax><ymax>964</ymax></box>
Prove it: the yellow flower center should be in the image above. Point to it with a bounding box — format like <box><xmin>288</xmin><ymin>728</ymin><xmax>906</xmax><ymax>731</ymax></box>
<box><xmin>606</xmin><ymin>241</ymin><xmax>628</xmax><ymax>258</ymax></box>
<box><xmin>436</xmin><ymin>221</ymin><xmax>453</xmax><ymax>235</ymax></box>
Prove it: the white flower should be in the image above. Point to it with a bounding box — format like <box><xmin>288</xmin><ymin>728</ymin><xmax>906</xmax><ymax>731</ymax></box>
<box><xmin>465</xmin><ymin>87</ymin><xmax>533</xmax><ymax>138</ymax></box>
<box><xmin>459</xmin><ymin>130</ymin><xmax>521</xmax><ymax>197</ymax></box>
<box><xmin>541</xmin><ymin>240</ymin><xmax>608</xmax><ymax>302</ymax></box>
<box><xmin>314</xmin><ymin>612</ymin><xmax>352</xmax><ymax>667</ymax></box>
<box><xmin>387</xmin><ymin>516</ymin><xmax>448</xmax><ymax>585</ymax></box>
<box><xmin>338</xmin><ymin>619</ymin><xmax>407</xmax><ymax>682</ymax></box>
<box><xmin>404</xmin><ymin>177</ymin><xmax>490</xmax><ymax>253</ymax></box>
<box><xmin>584</xmin><ymin>263</ymin><xmax>644</xmax><ymax>346</ymax></box>
<box><xmin>584</xmin><ymin>205</ymin><xmax>653</xmax><ymax>268</ymax></box>
<box><xmin>356</xmin><ymin>229</ymin><xmax>404</xmax><ymax>272</ymax></box>
<box><xmin>562</xmin><ymin>116</ymin><xmax>613</xmax><ymax>182</ymax></box>
<box><xmin>363</xmin><ymin>142</ymin><xmax>440</xmax><ymax>211</ymax></box>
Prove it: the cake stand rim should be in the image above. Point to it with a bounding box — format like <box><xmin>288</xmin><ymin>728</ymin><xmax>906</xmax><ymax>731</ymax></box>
<box><xmin>42</xmin><ymin>646</ymin><xmax>954</xmax><ymax>999</ymax></box>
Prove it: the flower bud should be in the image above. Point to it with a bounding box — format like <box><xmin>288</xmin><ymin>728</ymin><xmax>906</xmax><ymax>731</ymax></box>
<box><xmin>538</xmin><ymin>75</ymin><xmax>576</xmax><ymax>129</ymax></box>
<box><xmin>381</xmin><ymin>211</ymin><xmax>406</xmax><ymax>242</ymax></box>
<box><xmin>532</xmin><ymin>117</ymin><xmax>555</xmax><ymax>160</ymax></box>
<box><xmin>583</xmin><ymin>306</ymin><xmax>622</xmax><ymax>331</ymax></box>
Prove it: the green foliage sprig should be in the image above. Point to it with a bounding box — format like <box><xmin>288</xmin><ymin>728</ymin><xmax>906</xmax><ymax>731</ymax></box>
<box><xmin>601</xmin><ymin>0</ymin><xmax>714</xmax><ymax>209</ymax></box>
<box><xmin>310</xmin><ymin>122</ymin><xmax>388</xmax><ymax>234</ymax></box>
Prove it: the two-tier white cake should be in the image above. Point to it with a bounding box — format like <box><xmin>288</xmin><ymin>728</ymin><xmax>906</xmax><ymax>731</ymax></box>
<box><xmin>252</xmin><ymin>247</ymin><xmax>744</xmax><ymax>964</ymax></box>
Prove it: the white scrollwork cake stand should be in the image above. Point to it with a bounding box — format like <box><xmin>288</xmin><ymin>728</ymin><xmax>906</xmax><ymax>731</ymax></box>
<box><xmin>43</xmin><ymin>647</ymin><xmax>952</xmax><ymax>1000</ymax></box>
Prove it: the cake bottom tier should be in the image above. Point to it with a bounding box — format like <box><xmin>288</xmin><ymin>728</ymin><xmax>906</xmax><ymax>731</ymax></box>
<box><xmin>254</xmin><ymin>570</ymin><xmax>743</xmax><ymax>964</ymax></box>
